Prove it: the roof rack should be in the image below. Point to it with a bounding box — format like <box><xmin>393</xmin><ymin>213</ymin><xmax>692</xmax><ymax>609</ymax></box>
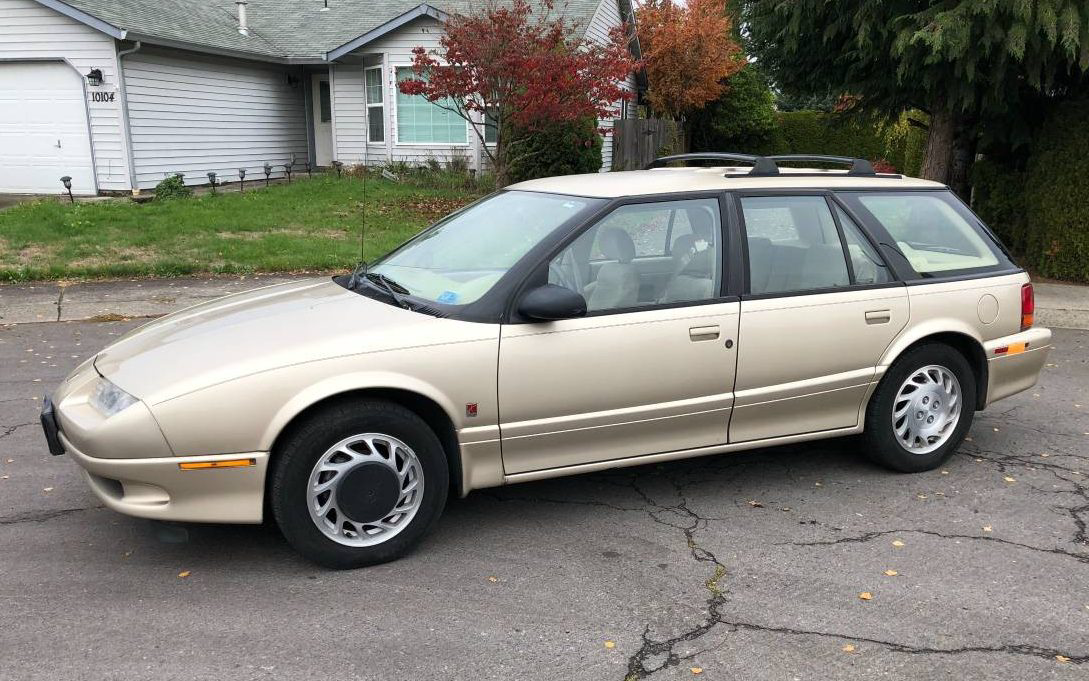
<box><xmin>644</xmin><ymin>152</ymin><xmax>890</xmax><ymax>178</ymax></box>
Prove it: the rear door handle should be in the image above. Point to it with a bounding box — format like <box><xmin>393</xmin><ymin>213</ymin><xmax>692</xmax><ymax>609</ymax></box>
<box><xmin>689</xmin><ymin>325</ymin><xmax>720</xmax><ymax>341</ymax></box>
<box><xmin>865</xmin><ymin>309</ymin><xmax>891</xmax><ymax>324</ymax></box>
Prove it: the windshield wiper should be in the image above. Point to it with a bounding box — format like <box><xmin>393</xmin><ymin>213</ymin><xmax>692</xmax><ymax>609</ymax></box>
<box><xmin>365</xmin><ymin>272</ymin><xmax>412</xmax><ymax>310</ymax></box>
<box><xmin>346</xmin><ymin>261</ymin><xmax>369</xmax><ymax>291</ymax></box>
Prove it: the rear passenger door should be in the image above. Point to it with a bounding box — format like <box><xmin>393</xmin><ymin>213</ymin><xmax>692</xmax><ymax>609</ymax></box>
<box><xmin>729</xmin><ymin>192</ymin><xmax>908</xmax><ymax>443</ymax></box>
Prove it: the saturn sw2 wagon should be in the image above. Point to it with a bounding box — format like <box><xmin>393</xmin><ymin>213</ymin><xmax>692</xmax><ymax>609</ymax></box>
<box><xmin>41</xmin><ymin>153</ymin><xmax>1052</xmax><ymax>568</ymax></box>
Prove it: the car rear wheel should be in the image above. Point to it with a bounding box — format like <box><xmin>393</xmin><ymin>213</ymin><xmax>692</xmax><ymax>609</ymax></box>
<box><xmin>270</xmin><ymin>400</ymin><xmax>448</xmax><ymax>568</ymax></box>
<box><xmin>862</xmin><ymin>343</ymin><xmax>977</xmax><ymax>473</ymax></box>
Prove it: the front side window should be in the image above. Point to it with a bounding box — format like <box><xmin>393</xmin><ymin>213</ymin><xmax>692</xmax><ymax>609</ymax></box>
<box><xmin>843</xmin><ymin>191</ymin><xmax>1011</xmax><ymax>277</ymax></box>
<box><xmin>369</xmin><ymin>191</ymin><xmax>598</xmax><ymax>305</ymax></box>
<box><xmin>365</xmin><ymin>66</ymin><xmax>384</xmax><ymax>142</ymax></box>
<box><xmin>742</xmin><ymin>196</ymin><xmax>850</xmax><ymax>294</ymax></box>
<box><xmin>395</xmin><ymin>67</ymin><xmax>467</xmax><ymax>144</ymax></box>
<box><xmin>548</xmin><ymin>198</ymin><xmax>723</xmax><ymax>312</ymax></box>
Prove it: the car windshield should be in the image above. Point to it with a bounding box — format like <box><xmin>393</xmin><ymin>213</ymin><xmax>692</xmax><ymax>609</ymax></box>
<box><xmin>367</xmin><ymin>191</ymin><xmax>597</xmax><ymax>306</ymax></box>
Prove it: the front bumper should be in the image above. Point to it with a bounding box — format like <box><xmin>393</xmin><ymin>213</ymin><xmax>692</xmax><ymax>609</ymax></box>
<box><xmin>59</xmin><ymin>431</ymin><xmax>268</xmax><ymax>524</ymax></box>
<box><xmin>983</xmin><ymin>326</ymin><xmax>1053</xmax><ymax>407</ymax></box>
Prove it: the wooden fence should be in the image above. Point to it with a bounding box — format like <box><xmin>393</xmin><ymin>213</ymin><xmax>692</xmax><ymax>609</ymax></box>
<box><xmin>611</xmin><ymin>118</ymin><xmax>685</xmax><ymax>171</ymax></box>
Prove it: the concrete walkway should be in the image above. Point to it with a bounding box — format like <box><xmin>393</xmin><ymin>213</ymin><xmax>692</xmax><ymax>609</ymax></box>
<box><xmin>1</xmin><ymin>274</ymin><xmax>1087</xmax><ymax>329</ymax></box>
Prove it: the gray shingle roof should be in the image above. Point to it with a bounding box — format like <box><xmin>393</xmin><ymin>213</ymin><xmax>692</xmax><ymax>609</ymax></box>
<box><xmin>51</xmin><ymin>0</ymin><xmax>605</xmax><ymax>61</ymax></box>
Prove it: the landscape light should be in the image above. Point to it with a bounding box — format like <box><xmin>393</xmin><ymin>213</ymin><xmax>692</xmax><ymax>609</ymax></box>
<box><xmin>207</xmin><ymin>171</ymin><xmax>218</xmax><ymax>194</ymax></box>
<box><xmin>60</xmin><ymin>176</ymin><xmax>74</xmax><ymax>203</ymax></box>
<box><xmin>238</xmin><ymin>167</ymin><xmax>247</xmax><ymax>192</ymax></box>
<box><xmin>263</xmin><ymin>163</ymin><xmax>272</xmax><ymax>186</ymax></box>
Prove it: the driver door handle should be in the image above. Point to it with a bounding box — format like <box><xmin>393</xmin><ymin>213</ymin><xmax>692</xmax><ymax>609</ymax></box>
<box><xmin>689</xmin><ymin>325</ymin><xmax>720</xmax><ymax>341</ymax></box>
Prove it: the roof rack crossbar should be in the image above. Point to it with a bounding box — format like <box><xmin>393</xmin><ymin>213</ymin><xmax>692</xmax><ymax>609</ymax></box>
<box><xmin>765</xmin><ymin>155</ymin><xmax>877</xmax><ymax>176</ymax></box>
<box><xmin>644</xmin><ymin>152</ymin><xmax>881</xmax><ymax>177</ymax></box>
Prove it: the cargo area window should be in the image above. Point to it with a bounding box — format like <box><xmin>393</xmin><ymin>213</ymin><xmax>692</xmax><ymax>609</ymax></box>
<box><xmin>840</xmin><ymin>190</ymin><xmax>1013</xmax><ymax>278</ymax></box>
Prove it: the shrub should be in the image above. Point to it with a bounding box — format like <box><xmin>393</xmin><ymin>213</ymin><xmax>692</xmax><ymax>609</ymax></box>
<box><xmin>689</xmin><ymin>66</ymin><xmax>779</xmax><ymax>155</ymax></box>
<box><xmin>1020</xmin><ymin>99</ymin><xmax>1089</xmax><ymax>281</ymax></box>
<box><xmin>772</xmin><ymin>111</ymin><xmax>926</xmax><ymax>175</ymax></box>
<box><xmin>154</xmin><ymin>174</ymin><xmax>192</xmax><ymax>201</ymax></box>
<box><xmin>507</xmin><ymin>117</ymin><xmax>603</xmax><ymax>184</ymax></box>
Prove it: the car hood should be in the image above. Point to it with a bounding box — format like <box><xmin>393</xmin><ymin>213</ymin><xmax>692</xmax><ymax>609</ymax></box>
<box><xmin>94</xmin><ymin>278</ymin><xmax>480</xmax><ymax>405</ymax></box>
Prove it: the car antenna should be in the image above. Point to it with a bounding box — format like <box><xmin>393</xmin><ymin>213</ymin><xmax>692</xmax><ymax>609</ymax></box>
<box><xmin>360</xmin><ymin>101</ymin><xmax>368</xmax><ymax>266</ymax></box>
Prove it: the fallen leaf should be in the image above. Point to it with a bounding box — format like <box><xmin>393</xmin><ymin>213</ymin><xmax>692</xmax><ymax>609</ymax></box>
<box><xmin>1040</xmin><ymin>453</ymin><xmax>1050</xmax><ymax>458</ymax></box>
<box><xmin>177</xmin><ymin>570</ymin><xmax>191</xmax><ymax>578</ymax></box>
<box><xmin>965</xmin><ymin>436</ymin><xmax>973</xmax><ymax>442</ymax></box>
<box><xmin>892</xmin><ymin>540</ymin><xmax>905</xmax><ymax>547</ymax></box>
<box><xmin>604</xmin><ymin>640</ymin><xmax>615</xmax><ymax>649</ymax></box>
<box><xmin>1056</xmin><ymin>655</ymin><xmax>1070</xmax><ymax>663</ymax></box>
<box><xmin>975</xmin><ymin>458</ymin><xmax>984</xmax><ymax>462</ymax></box>
<box><xmin>690</xmin><ymin>667</ymin><xmax>703</xmax><ymax>675</ymax></box>
<box><xmin>1003</xmin><ymin>476</ymin><xmax>1016</xmax><ymax>483</ymax></box>
<box><xmin>841</xmin><ymin>643</ymin><xmax>856</xmax><ymax>653</ymax></box>
<box><xmin>941</xmin><ymin>470</ymin><xmax>949</xmax><ymax>475</ymax></box>
<box><xmin>993</xmin><ymin>427</ymin><xmax>999</xmax><ymax>432</ymax></box>
<box><xmin>883</xmin><ymin>570</ymin><xmax>898</xmax><ymax>576</ymax></box>
<box><xmin>5</xmin><ymin>458</ymin><xmax>12</xmax><ymax>463</ymax></box>
<box><xmin>779</xmin><ymin>507</ymin><xmax>791</xmax><ymax>512</ymax></box>
<box><xmin>0</xmin><ymin>475</ymin><xmax>8</xmax><ymax>480</ymax></box>
<box><xmin>916</xmin><ymin>494</ymin><xmax>928</xmax><ymax>500</ymax></box>
<box><xmin>983</xmin><ymin>526</ymin><xmax>993</xmax><ymax>533</ymax></box>
<box><xmin>748</xmin><ymin>500</ymin><xmax>764</xmax><ymax>508</ymax></box>
<box><xmin>859</xmin><ymin>592</ymin><xmax>873</xmax><ymax>601</ymax></box>
<box><xmin>42</xmin><ymin>486</ymin><xmax>53</xmax><ymax>492</ymax></box>
<box><xmin>814</xmin><ymin>481</ymin><xmax>823</xmax><ymax>487</ymax></box>
<box><xmin>486</xmin><ymin>576</ymin><xmax>499</xmax><ymax>583</ymax></box>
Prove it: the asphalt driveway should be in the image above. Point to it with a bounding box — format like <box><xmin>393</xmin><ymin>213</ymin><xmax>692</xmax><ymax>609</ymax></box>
<box><xmin>0</xmin><ymin>319</ymin><xmax>1086</xmax><ymax>680</ymax></box>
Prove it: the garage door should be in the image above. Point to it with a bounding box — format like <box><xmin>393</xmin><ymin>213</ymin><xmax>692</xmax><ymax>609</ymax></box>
<box><xmin>0</xmin><ymin>62</ymin><xmax>95</xmax><ymax>195</ymax></box>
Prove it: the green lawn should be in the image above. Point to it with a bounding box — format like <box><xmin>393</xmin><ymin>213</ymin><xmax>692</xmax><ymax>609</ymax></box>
<box><xmin>0</xmin><ymin>175</ymin><xmax>484</xmax><ymax>282</ymax></box>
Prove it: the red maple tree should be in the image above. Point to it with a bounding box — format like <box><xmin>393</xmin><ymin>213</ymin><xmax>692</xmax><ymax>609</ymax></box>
<box><xmin>398</xmin><ymin>0</ymin><xmax>638</xmax><ymax>185</ymax></box>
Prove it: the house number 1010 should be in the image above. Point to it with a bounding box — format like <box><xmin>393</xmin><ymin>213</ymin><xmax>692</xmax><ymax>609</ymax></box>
<box><xmin>91</xmin><ymin>92</ymin><xmax>116</xmax><ymax>102</ymax></box>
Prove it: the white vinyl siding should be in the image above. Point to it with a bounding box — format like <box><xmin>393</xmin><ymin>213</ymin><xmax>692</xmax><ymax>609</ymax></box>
<box><xmin>0</xmin><ymin>0</ymin><xmax>130</xmax><ymax>191</ymax></box>
<box><xmin>122</xmin><ymin>48</ymin><xmax>308</xmax><ymax>189</ymax></box>
<box><xmin>584</xmin><ymin>0</ymin><xmax>635</xmax><ymax>172</ymax></box>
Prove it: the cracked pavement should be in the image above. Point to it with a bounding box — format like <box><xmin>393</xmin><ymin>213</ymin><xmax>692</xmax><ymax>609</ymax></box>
<box><xmin>1</xmin><ymin>319</ymin><xmax>1086</xmax><ymax>681</ymax></box>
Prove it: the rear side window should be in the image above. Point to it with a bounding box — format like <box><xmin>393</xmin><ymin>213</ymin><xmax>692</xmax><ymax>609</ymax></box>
<box><xmin>741</xmin><ymin>196</ymin><xmax>850</xmax><ymax>294</ymax></box>
<box><xmin>841</xmin><ymin>191</ymin><xmax>1013</xmax><ymax>277</ymax></box>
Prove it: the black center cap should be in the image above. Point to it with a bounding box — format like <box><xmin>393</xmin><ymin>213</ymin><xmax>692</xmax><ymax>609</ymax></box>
<box><xmin>336</xmin><ymin>463</ymin><xmax>401</xmax><ymax>524</ymax></box>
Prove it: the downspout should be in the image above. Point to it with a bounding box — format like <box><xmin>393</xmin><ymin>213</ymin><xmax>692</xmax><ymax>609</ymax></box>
<box><xmin>116</xmin><ymin>40</ymin><xmax>142</xmax><ymax>194</ymax></box>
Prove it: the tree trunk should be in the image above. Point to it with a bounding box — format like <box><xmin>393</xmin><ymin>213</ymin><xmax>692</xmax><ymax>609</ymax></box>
<box><xmin>949</xmin><ymin>122</ymin><xmax>977</xmax><ymax>200</ymax></box>
<box><xmin>921</xmin><ymin>105</ymin><xmax>956</xmax><ymax>184</ymax></box>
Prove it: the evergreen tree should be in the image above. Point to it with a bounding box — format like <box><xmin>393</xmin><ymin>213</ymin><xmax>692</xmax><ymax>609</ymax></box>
<box><xmin>743</xmin><ymin>0</ymin><xmax>1089</xmax><ymax>184</ymax></box>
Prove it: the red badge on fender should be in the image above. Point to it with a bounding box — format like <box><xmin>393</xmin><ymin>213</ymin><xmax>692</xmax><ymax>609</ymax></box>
<box><xmin>465</xmin><ymin>403</ymin><xmax>478</xmax><ymax>417</ymax></box>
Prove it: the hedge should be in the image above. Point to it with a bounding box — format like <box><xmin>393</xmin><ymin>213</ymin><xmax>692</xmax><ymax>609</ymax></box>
<box><xmin>507</xmin><ymin>117</ymin><xmax>603</xmax><ymax>184</ymax></box>
<box><xmin>770</xmin><ymin>111</ymin><xmax>926</xmax><ymax>176</ymax></box>
<box><xmin>973</xmin><ymin>99</ymin><xmax>1089</xmax><ymax>282</ymax></box>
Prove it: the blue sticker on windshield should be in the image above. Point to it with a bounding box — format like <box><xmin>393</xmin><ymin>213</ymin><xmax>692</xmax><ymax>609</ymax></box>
<box><xmin>437</xmin><ymin>291</ymin><xmax>459</xmax><ymax>304</ymax></box>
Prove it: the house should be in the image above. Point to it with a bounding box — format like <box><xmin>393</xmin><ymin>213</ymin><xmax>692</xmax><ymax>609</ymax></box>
<box><xmin>0</xmin><ymin>0</ymin><xmax>640</xmax><ymax>195</ymax></box>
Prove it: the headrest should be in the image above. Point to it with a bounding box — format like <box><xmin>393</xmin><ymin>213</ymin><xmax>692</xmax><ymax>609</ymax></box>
<box><xmin>599</xmin><ymin>227</ymin><xmax>636</xmax><ymax>263</ymax></box>
<box><xmin>684</xmin><ymin>208</ymin><xmax>716</xmax><ymax>241</ymax></box>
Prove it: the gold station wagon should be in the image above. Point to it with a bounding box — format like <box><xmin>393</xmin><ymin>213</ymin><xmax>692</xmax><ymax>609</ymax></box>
<box><xmin>41</xmin><ymin>153</ymin><xmax>1052</xmax><ymax>568</ymax></box>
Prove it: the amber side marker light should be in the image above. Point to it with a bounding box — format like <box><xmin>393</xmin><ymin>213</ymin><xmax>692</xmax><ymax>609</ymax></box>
<box><xmin>179</xmin><ymin>458</ymin><xmax>256</xmax><ymax>470</ymax></box>
<box><xmin>994</xmin><ymin>342</ymin><xmax>1030</xmax><ymax>356</ymax></box>
<box><xmin>1021</xmin><ymin>283</ymin><xmax>1035</xmax><ymax>331</ymax></box>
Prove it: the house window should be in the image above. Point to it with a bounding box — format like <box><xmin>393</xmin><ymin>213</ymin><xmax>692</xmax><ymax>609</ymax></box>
<box><xmin>395</xmin><ymin>67</ymin><xmax>467</xmax><ymax>144</ymax></box>
<box><xmin>365</xmin><ymin>66</ymin><xmax>384</xmax><ymax>143</ymax></box>
<box><xmin>318</xmin><ymin>81</ymin><xmax>332</xmax><ymax>123</ymax></box>
<box><xmin>483</xmin><ymin>107</ymin><xmax>498</xmax><ymax>145</ymax></box>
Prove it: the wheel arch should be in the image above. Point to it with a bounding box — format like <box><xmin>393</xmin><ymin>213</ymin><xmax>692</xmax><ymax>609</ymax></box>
<box><xmin>266</xmin><ymin>384</ymin><xmax>463</xmax><ymax>497</ymax></box>
<box><xmin>880</xmin><ymin>326</ymin><xmax>988</xmax><ymax>410</ymax></box>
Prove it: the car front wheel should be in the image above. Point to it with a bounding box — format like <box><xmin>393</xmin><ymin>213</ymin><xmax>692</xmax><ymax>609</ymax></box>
<box><xmin>862</xmin><ymin>343</ymin><xmax>977</xmax><ymax>473</ymax></box>
<box><xmin>270</xmin><ymin>400</ymin><xmax>449</xmax><ymax>568</ymax></box>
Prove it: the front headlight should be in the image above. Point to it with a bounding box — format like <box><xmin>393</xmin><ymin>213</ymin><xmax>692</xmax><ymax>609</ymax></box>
<box><xmin>89</xmin><ymin>377</ymin><xmax>138</xmax><ymax>417</ymax></box>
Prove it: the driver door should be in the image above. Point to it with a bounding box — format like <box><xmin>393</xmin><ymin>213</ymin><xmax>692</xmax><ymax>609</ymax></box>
<box><xmin>498</xmin><ymin>196</ymin><xmax>740</xmax><ymax>475</ymax></box>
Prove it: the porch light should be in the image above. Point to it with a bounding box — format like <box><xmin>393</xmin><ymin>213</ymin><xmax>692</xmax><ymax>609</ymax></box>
<box><xmin>207</xmin><ymin>171</ymin><xmax>218</xmax><ymax>194</ymax></box>
<box><xmin>60</xmin><ymin>176</ymin><xmax>74</xmax><ymax>203</ymax></box>
<box><xmin>263</xmin><ymin>163</ymin><xmax>272</xmax><ymax>186</ymax></box>
<box><xmin>238</xmin><ymin>167</ymin><xmax>247</xmax><ymax>192</ymax></box>
<box><xmin>85</xmin><ymin>68</ymin><xmax>103</xmax><ymax>86</ymax></box>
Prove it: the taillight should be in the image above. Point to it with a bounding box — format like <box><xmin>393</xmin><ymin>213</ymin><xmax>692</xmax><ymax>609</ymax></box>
<box><xmin>1021</xmin><ymin>283</ymin><xmax>1034</xmax><ymax>331</ymax></box>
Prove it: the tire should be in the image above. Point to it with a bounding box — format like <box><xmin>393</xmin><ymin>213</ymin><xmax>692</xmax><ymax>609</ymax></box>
<box><xmin>270</xmin><ymin>399</ymin><xmax>449</xmax><ymax>569</ymax></box>
<box><xmin>862</xmin><ymin>343</ymin><xmax>977</xmax><ymax>473</ymax></box>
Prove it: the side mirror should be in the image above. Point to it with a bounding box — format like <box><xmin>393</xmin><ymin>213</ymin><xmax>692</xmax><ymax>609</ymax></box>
<box><xmin>518</xmin><ymin>284</ymin><xmax>587</xmax><ymax>321</ymax></box>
